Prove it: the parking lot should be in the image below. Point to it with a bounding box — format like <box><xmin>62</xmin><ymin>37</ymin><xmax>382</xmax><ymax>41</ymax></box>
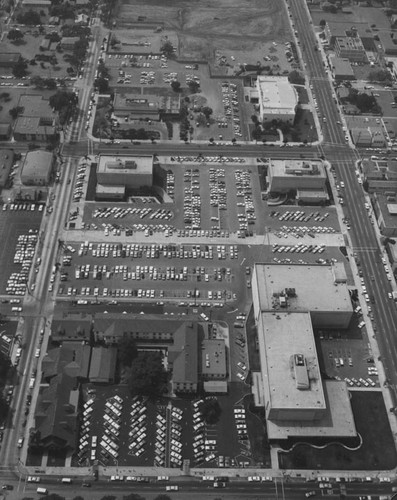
<box><xmin>0</xmin><ymin>205</ymin><xmax>42</xmax><ymax>294</ymax></box>
<box><xmin>73</xmin><ymin>383</ymin><xmax>264</xmax><ymax>468</ymax></box>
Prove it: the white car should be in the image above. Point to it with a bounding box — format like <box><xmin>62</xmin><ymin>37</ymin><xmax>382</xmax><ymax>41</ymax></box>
<box><xmin>248</xmin><ymin>476</ymin><xmax>260</xmax><ymax>482</ymax></box>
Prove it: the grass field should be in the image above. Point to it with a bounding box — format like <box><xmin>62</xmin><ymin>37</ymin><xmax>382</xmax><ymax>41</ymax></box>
<box><xmin>117</xmin><ymin>0</ymin><xmax>290</xmax><ymax>61</ymax></box>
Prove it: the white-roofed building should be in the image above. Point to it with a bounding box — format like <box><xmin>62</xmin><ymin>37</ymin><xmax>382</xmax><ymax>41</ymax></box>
<box><xmin>250</xmin><ymin>76</ymin><xmax>298</xmax><ymax>123</ymax></box>
<box><xmin>251</xmin><ymin>263</ymin><xmax>356</xmax><ymax>440</ymax></box>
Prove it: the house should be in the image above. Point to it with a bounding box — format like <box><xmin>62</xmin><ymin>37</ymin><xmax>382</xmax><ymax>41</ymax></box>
<box><xmin>13</xmin><ymin>95</ymin><xmax>56</xmax><ymax>142</ymax></box>
<box><xmin>33</xmin><ymin>342</ymin><xmax>91</xmax><ymax>451</ymax></box>
<box><xmin>60</xmin><ymin>37</ymin><xmax>81</xmax><ymax>50</ymax></box>
<box><xmin>0</xmin><ymin>52</ymin><xmax>21</xmax><ymax>68</ymax></box>
<box><xmin>89</xmin><ymin>347</ymin><xmax>117</xmax><ymax>383</ymax></box>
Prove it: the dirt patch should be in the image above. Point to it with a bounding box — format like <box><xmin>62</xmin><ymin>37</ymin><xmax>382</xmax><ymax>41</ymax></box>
<box><xmin>117</xmin><ymin>0</ymin><xmax>290</xmax><ymax>62</ymax></box>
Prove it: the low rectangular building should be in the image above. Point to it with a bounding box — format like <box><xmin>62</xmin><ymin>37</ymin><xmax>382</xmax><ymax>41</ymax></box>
<box><xmin>113</xmin><ymin>92</ymin><xmax>180</xmax><ymax>121</ymax></box>
<box><xmin>89</xmin><ymin>347</ymin><xmax>117</xmax><ymax>384</ymax></box>
<box><xmin>250</xmin><ymin>76</ymin><xmax>298</xmax><ymax>123</ymax></box>
<box><xmin>13</xmin><ymin>95</ymin><xmax>56</xmax><ymax>142</ymax></box>
<box><xmin>96</xmin><ymin>155</ymin><xmax>153</xmax><ymax>189</ymax></box>
<box><xmin>329</xmin><ymin>55</ymin><xmax>356</xmax><ymax>81</ymax></box>
<box><xmin>21</xmin><ymin>0</ymin><xmax>51</xmax><ymax>11</ymax></box>
<box><xmin>268</xmin><ymin>159</ymin><xmax>327</xmax><ymax>195</ymax></box>
<box><xmin>21</xmin><ymin>150</ymin><xmax>53</xmax><ymax>186</ymax></box>
<box><xmin>0</xmin><ymin>52</ymin><xmax>21</xmax><ymax>68</ymax></box>
<box><xmin>201</xmin><ymin>339</ymin><xmax>227</xmax><ymax>380</ymax></box>
<box><xmin>60</xmin><ymin>37</ymin><xmax>80</xmax><ymax>50</ymax></box>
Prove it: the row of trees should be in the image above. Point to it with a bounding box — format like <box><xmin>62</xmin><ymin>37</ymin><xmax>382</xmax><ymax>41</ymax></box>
<box><xmin>33</xmin><ymin>494</ymin><xmax>176</xmax><ymax>500</ymax></box>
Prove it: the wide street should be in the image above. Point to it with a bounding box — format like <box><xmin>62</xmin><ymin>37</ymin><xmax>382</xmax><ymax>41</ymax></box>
<box><xmin>288</xmin><ymin>0</ymin><xmax>397</xmax><ymax>408</ymax></box>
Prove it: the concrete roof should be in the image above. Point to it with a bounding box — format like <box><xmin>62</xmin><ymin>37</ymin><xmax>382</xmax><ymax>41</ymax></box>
<box><xmin>267</xmin><ymin>380</ymin><xmax>356</xmax><ymax>439</ymax></box>
<box><xmin>253</xmin><ymin>263</ymin><xmax>352</xmax><ymax>314</ymax></box>
<box><xmin>169</xmin><ymin>322</ymin><xmax>198</xmax><ymax>385</ymax></box>
<box><xmin>22</xmin><ymin>150</ymin><xmax>53</xmax><ymax>179</ymax></box>
<box><xmin>201</xmin><ymin>339</ymin><xmax>226</xmax><ymax>378</ymax></box>
<box><xmin>259</xmin><ymin>311</ymin><xmax>326</xmax><ymax>414</ymax></box>
<box><xmin>326</xmin><ymin>20</ymin><xmax>373</xmax><ymax>39</ymax></box>
<box><xmin>0</xmin><ymin>52</ymin><xmax>20</xmax><ymax>65</ymax></box>
<box><xmin>89</xmin><ymin>346</ymin><xmax>117</xmax><ymax>383</ymax></box>
<box><xmin>256</xmin><ymin>76</ymin><xmax>298</xmax><ymax>114</ymax></box>
<box><xmin>97</xmin><ymin>155</ymin><xmax>153</xmax><ymax>176</ymax></box>
<box><xmin>269</xmin><ymin>159</ymin><xmax>326</xmax><ymax>179</ymax></box>
<box><xmin>330</xmin><ymin>56</ymin><xmax>355</xmax><ymax>78</ymax></box>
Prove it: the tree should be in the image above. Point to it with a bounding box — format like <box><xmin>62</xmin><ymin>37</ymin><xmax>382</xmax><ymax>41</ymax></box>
<box><xmin>188</xmin><ymin>80</ymin><xmax>200</xmax><ymax>93</ymax></box>
<box><xmin>251</xmin><ymin>114</ymin><xmax>258</xmax><ymax>125</ymax></box>
<box><xmin>123</xmin><ymin>495</ymin><xmax>145</xmax><ymax>500</ymax></box>
<box><xmin>154</xmin><ymin>496</ymin><xmax>172</xmax><ymax>500</ymax></box>
<box><xmin>44</xmin><ymin>78</ymin><xmax>57</xmax><ymax>90</ymax></box>
<box><xmin>42</xmin><ymin>494</ymin><xmax>65</xmax><ymax>500</ymax></box>
<box><xmin>321</xmin><ymin>1</ymin><xmax>337</xmax><ymax>12</ymax></box>
<box><xmin>16</xmin><ymin>9</ymin><xmax>41</xmax><ymax>24</ymax></box>
<box><xmin>161</xmin><ymin>40</ymin><xmax>174</xmax><ymax>58</ymax></box>
<box><xmin>319</xmin><ymin>19</ymin><xmax>326</xmax><ymax>28</ymax></box>
<box><xmin>95</xmin><ymin>77</ymin><xmax>110</xmax><ymax>93</ymax></box>
<box><xmin>49</xmin><ymin>91</ymin><xmax>77</xmax><ymax>111</ymax></box>
<box><xmin>7</xmin><ymin>28</ymin><xmax>24</xmax><ymax>42</ymax></box>
<box><xmin>12</xmin><ymin>59</ymin><xmax>28</xmax><ymax>78</ymax></box>
<box><xmin>201</xmin><ymin>106</ymin><xmax>213</xmax><ymax>119</ymax></box>
<box><xmin>9</xmin><ymin>106</ymin><xmax>23</xmax><ymax>119</ymax></box>
<box><xmin>252</xmin><ymin>127</ymin><xmax>262</xmax><ymax>142</ymax></box>
<box><xmin>171</xmin><ymin>80</ymin><xmax>181</xmax><ymax>92</ymax></box>
<box><xmin>128</xmin><ymin>351</ymin><xmax>168</xmax><ymax>397</ymax></box>
<box><xmin>288</xmin><ymin>70</ymin><xmax>305</xmax><ymax>85</ymax></box>
<box><xmin>117</xmin><ymin>337</ymin><xmax>137</xmax><ymax>367</ymax></box>
<box><xmin>200</xmin><ymin>398</ymin><xmax>222</xmax><ymax>425</ymax></box>
<box><xmin>368</xmin><ymin>69</ymin><xmax>392</xmax><ymax>85</ymax></box>
<box><xmin>31</xmin><ymin>76</ymin><xmax>45</xmax><ymax>88</ymax></box>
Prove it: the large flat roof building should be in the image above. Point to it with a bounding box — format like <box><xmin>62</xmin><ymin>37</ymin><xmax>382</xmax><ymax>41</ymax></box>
<box><xmin>268</xmin><ymin>159</ymin><xmax>328</xmax><ymax>198</ymax></box>
<box><xmin>113</xmin><ymin>93</ymin><xmax>180</xmax><ymax>121</ymax></box>
<box><xmin>252</xmin><ymin>263</ymin><xmax>356</xmax><ymax>439</ymax></box>
<box><xmin>96</xmin><ymin>155</ymin><xmax>153</xmax><ymax>196</ymax></box>
<box><xmin>252</xmin><ymin>263</ymin><xmax>352</xmax><ymax>328</ymax></box>
<box><xmin>259</xmin><ymin>311</ymin><xmax>326</xmax><ymax>422</ymax></box>
<box><xmin>254</xmin><ymin>76</ymin><xmax>298</xmax><ymax>123</ymax></box>
<box><xmin>21</xmin><ymin>150</ymin><xmax>53</xmax><ymax>186</ymax></box>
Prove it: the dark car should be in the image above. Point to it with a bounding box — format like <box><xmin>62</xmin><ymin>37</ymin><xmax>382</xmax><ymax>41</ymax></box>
<box><xmin>82</xmin><ymin>482</ymin><xmax>91</xmax><ymax>487</ymax></box>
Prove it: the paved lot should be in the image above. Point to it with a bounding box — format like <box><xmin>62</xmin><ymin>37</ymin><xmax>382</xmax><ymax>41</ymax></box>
<box><xmin>77</xmin><ymin>160</ymin><xmax>342</xmax><ymax>239</ymax></box>
<box><xmin>71</xmin><ymin>383</ymin><xmax>258</xmax><ymax>468</ymax></box>
<box><xmin>0</xmin><ymin>208</ymin><xmax>42</xmax><ymax>294</ymax></box>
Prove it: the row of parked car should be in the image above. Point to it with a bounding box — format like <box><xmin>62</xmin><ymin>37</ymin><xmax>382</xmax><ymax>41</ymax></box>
<box><xmin>128</xmin><ymin>397</ymin><xmax>147</xmax><ymax>457</ymax></box>
<box><xmin>92</xmin><ymin>207</ymin><xmax>173</xmax><ymax>221</ymax></box>
<box><xmin>6</xmin><ymin>232</ymin><xmax>38</xmax><ymax>296</ymax></box>
<box><xmin>170</xmin><ymin>156</ymin><xmax>246</xmax><ymax>163</ymax></box>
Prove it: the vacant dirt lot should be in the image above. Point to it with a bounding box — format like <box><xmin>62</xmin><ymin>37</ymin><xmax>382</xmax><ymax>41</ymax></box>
<box><xmin>117</xmin><ymin>0</ymin><xmax>290</xmax><ymax>61</ymax></box>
